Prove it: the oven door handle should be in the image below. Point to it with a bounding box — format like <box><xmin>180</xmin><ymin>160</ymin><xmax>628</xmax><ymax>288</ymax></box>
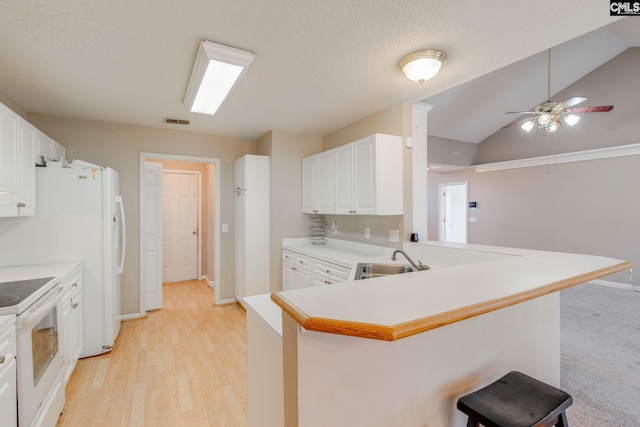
<box><xmin>17</xmin><ymin>283</ymin><xmax>63</xmax><ymax>327</ymax></box>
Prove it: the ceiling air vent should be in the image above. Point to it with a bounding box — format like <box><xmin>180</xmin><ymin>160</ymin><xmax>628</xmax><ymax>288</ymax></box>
<box><xmin>164</xmin><ymin>118</ymin><xmax>190</xmax><ymax>125</ymax></box>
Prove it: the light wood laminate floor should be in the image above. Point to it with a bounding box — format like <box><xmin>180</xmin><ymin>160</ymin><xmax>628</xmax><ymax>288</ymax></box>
<box><xmin>57</xmin><ymin>280</ymin><xmax>247</xmax><ymax>426</ymax></box>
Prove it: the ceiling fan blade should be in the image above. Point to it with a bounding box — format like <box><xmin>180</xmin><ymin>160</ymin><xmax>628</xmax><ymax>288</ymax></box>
<box><xmin>557</xmin><ymin>96</ymin><xmax>587</xmax><ymax>109</ymax></box>
<box><xmin>566</xmin><ymin>105</ymin><xmax>614</xmax><ymax>113</ymax></box>
<box><xmin>501</xmin><ymin>117</ymin><xmax>533</xmax><ymax>129</ymax></box>
<box><xmin>504</xmin><ymin>111</ymin><xmax>537</xmax><ymax>115</ymax></box>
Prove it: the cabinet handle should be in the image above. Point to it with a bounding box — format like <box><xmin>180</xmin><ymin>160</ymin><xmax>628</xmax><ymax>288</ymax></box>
<box><xmin>292</xmin><ymin>267</ymin><xmax>297</xmax><ymax>271</ymax></box>
<box><xmin>72</xmin><ymin>282</ymin><xmax>78</xmax><ymax>288</ymax></box>
<box><xmin>0</xmin><ymin>355</ymin><xmax>4</xmax><ymax>364</ymax></box>
<box><xmin>72</xmin><ymin>303</ymin><xmax>79</xmax><ymax>309</ymax></box>
<box><xmin>326</xmin><ymin>269</ymin><xmax>331</xmax><ymax>274</ymax></box>
<box><xmin>299</xmin><ymin>260</ymin><xmax>304</xmax><ymax>264</ymax></box>
<box><xmin>16</xmin><ymin>202</ymin><xmax>26</xmax><ymax>208</ymax></box>
<box><xmin>324</xmin><ymin>280</ymin><xmax>332</xmax><ymax>285</ymax></box>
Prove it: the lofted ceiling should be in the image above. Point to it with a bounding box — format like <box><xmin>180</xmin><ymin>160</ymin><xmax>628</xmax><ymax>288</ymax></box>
<box><xmin>0</xmin><ymin>1</ymin><xmax>628</xmax><ymax>141</ymax></box>
<box><xmin>424</xmin><ymin>17</ymin><xmax>640</xmax><ymax>144</ymax></box>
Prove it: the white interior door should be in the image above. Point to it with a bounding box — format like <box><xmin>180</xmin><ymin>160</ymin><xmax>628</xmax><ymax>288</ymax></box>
<box><xmin>162</xmin><ymin>171</ymin><xmax>199</xmax><ymax>283</ymax></box>
<box><xmin>143</xmin><ymin>161</ymin><xmax>163</xmax><ymax>311</ymax></box>
<box><xmin>439</xmin><ymin>182</ymin><xmax>468</xmax><ymax>243</ymax></box>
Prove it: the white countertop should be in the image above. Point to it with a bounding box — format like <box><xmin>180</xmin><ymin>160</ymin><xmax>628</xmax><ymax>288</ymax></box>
<box><xmin>272</xmin><ymin>241</ymin><xmax>630</xmax><ymax>340</ymax></box>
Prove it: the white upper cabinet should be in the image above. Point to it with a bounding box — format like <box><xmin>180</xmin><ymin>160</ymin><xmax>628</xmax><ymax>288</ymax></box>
<box><xmin>303</xmin><ymin>151</ymin><xmax>334</xmax><ymax>214</ymax></box>
<box><xmin>0</xmin><ymin>103</ymin><xmax>19</xmax><ymax>195</ymax></box>
<box><xmin>35</xmin><ymin>129</ymin><xmax>65</xmax><ymax>165</ymax></box>
<box><xmin>235</xmin><ymin>154</ymin><xmax>269</xmax><ymax>192</ymax></box>
<box><xmin>0</xmin><ymin>105</ymin><xmax>36</xmax><ymax>217</ymax></box>
<box><xmin>311</xmin><ymin>133</ymin><xmax>403</xmax><ymax>216</ymax></box>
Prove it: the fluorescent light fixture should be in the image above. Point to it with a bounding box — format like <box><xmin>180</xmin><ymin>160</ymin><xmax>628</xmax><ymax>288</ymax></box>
<box><xmin>399</xmin><ymin>49</ymin><xmax>447</xmax><ymax>84</ymax></box>
<box><xmin>184</xmin><ymin>40</ymin><xmax>255</xmax><ymax>115</ymax></box>
<box><xmin>564</xmin><ymin>114</ymin><xmax>580</xmax><ymax>126</ymax></box>
<box><xmin>521</xmin><ymin>120</ymin><xmax>535</xmax><ymax>132</ymax></box>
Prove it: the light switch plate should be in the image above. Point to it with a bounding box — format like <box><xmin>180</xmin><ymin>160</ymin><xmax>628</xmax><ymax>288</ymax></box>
<box><xmin>469</xmin><ymin>217</ymin><xmax>477</xmax><ymax>223</ymax></box>
<box><xmin>364</xmin><ymin>227</ymin><xmax>371</xmax><ymax>239</ymax></box>
<box><xmin>222</xmin><ymin>224</ymin><xmax>229</xmax><ymax>232</ymax></box>
<box><xmin>389</xmin><ymin>229</ymin><xmax>399</xmax><ymax>242</ymax></box>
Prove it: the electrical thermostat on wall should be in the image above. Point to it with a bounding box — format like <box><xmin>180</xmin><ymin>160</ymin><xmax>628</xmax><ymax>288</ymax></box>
<box><xmin>469</xmin><ymin>202</ymin><xmax>477</xmax><ymax>208</ymax></box>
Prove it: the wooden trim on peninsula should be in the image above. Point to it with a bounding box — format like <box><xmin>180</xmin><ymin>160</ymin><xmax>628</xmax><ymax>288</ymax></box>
<box><xmin>270</xmin><ymin>261</ymin><xmax>632</xmax><ymax>342</ymax></box>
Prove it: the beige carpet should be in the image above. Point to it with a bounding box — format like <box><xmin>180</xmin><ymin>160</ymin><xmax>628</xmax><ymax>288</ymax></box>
<box><xmin>560</xmin><ymin>283</ymin><xmax>640</xmax><ymax>426</ymax></box>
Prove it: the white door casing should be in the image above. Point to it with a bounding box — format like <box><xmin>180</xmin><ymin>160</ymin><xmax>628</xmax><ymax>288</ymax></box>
<box><xmin>143</xmin><ymin>161</ymin><xmax>163</xmax><ymax>311</ymax></box>
<box><xmin>438</xmin><ymin>182</ymin><xmax>468</xmax><ymax>244</ymax></box>
<box><xmin>162</xmin><ymin>171</ymin><xmax>199</xmax><ymax>283</ymax></box>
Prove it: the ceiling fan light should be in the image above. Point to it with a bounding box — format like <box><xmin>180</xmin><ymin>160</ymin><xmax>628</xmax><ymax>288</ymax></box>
<box><xmin>538</xmin><ymin>113</ymin><xmax>551</xmax><ymax>125</ymax></box>
<box><xmin>521</xmin><ymin>120</ymin><xmax>535</xmax><ymax>132</ymax></box>
<box><xmin>399</xmin><ymin>49</ymin><xmax>447</xmax><ymax>84</ymax></box>
<box><xmin>546</xmin><ymin>121</ymin><xmax>559</xmax><ymax>132</ymax></box>
<box><xmin>564</xmin><ymin>114</ymin><xmax>580</xmax><ymax>126</ymax></box>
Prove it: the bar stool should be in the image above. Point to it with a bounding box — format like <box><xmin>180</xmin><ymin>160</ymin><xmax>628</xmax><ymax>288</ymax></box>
<box><xmin>456</xmin><ymin>371</ymin><xmax>573</xmax><ymax>427</ymax></box>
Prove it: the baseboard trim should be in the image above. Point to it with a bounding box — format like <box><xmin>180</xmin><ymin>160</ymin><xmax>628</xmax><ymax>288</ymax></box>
<box><xmin>217</xmin><ymin>298</ymin><xmax>238</xmax><ymax>305</ymax></box>
<box><xmin>589</xmin><ymin>279</ymin><xmax>638</xmax><ymax>292</ymax></box>
<box><xmin>121</xmin><ymin>313</ymin><xmax>146</xmax><ymax>321</ymax></box>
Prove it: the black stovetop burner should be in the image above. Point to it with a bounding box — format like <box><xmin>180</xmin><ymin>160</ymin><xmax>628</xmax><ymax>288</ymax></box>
<box><xmin>0</xmin><ymin>277</ymin><xmax>55</xmax><ymax>308</ymax></box>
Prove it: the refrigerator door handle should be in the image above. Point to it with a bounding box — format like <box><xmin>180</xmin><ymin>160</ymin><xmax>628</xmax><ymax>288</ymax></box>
<box><xmin>116</xmin><ymin>195</ymin><xmax>126</xmax><ymax>274</ymax></box>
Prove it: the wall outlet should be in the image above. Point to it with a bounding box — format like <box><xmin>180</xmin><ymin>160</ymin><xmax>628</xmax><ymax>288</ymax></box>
<box><xmin>389</xmin><ymin>229</ymin><xmax>399</xmax><ymax>242</ymax></box>
<box><xmin>222</xmin><ymin>224</ymin><xmax>228</xmax><ymax>233</ymax></box>
<box><xmin>364</xmin><ymin>227</ymin><xmax>371</xmax><ymax>239</ymax></box>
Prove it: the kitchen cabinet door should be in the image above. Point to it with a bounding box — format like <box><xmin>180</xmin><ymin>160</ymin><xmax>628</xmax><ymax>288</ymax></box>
<box><xmin>17</xmin><ymin>118</ymin><xmax>35</xmax><ymax>216</ymax></box>
<box><xmin>301</xmin><ymin>156</ymin><xmax>317</xmax><ymax>213</ymax></box>
<box><xmin>0</xmin><ymin>103</ymin><xmax>19</xmax><ymax>195</ymax></box>
<box><xmin>0</xmin><ymin>321</ymin><xmax>16</xmax><ymax>427</ymax></box>
<box><xmin>62</xmin><ymin>274</ymin><xmax>83</xmax><ymax>384</ymax></box>
<box><xmin>316</xmin><ymin>151</ymin><xmax>334</xmax><ymax>213</ymax></box>
<box><xmin>234</xmin><ymin>155</ymin><xmax>246</xmax><ymax>191</ymax></box>
<box><xmin>0</xmin><ymin>110</ymin><xmax>35</xmax><ymax>216</ymax></box>
<box><xmin>333</xmin><ymin>144</ymin><xmax>353</xmax><ymax>214</ymax></box>
<box><xmin>302</xmin><ymin>152</ymin><xmax>334</xmax><ymax>214</ymax></box>
<box><xmin>352</xmin><ymin>136</ymin><xmax>377</xmax><ymax>215</ymax></box>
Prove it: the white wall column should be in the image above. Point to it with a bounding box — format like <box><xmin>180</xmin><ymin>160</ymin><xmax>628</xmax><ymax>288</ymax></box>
<box><xmin>411</xmin><ymin>103</ymin><xmax>432</xmax><ymax>241</ymax></box>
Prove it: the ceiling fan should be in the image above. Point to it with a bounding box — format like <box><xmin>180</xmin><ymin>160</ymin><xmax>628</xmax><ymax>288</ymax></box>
<box><xmin>503</xmin><ymin>50</ymin><xmax>614</xmax><ymax>133</ymax></box>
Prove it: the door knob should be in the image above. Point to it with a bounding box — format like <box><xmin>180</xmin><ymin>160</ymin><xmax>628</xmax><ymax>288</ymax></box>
<box><xmin>192</xmin><ymin>231</ymin><xmax>197</xmax><ymax>235</ymax></box>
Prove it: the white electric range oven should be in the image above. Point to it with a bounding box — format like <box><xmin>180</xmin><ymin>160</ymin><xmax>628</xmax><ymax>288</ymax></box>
<box><xmin>0</xmin><ymin>263</ymin><xmax>79</xmax><ymax>427</ymax></box>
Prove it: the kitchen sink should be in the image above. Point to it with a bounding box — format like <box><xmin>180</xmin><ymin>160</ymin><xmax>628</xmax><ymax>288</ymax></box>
<box><xmin>355</xmin><ymin>263</ymin><xmax>416</xmax><ymax>280</ymax></box>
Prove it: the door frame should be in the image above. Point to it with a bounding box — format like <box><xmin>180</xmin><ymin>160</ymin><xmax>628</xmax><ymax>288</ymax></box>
<box><xmin>139</xmin><ymin>152</ymin><xmax>221</xmax><ymax>315</ymax></box>
<box><xmin>438</xmin><ymin>182</ymin><xmax>469</xmax><ymax>243</ymax></box>
<box><xmin>162</xmin><ymin>169</ymin><xmax>202</xmax><ymax>281</ymax></box>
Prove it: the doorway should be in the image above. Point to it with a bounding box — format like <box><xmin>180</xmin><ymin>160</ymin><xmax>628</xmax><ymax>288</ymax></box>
<box><xmin>139</xmin><ymin>153</ymin><xmax>221</xmax><ymax>314</ymax></box>
<box><xmin>438</xmin><ymin>182</ymin><xmax>468</xmax><ymax>243</ymax></box>
<box><xmin>162</xmin><ymin>170</ymin><xmax>200</xmax><ymax>283</ymax></box>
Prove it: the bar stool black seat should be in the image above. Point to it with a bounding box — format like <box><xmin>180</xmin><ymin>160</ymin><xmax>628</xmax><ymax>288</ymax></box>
<box><xmin>456</xmin><ymin>371</ymin><xmax>573</xmax><ymax>427</ymax></box>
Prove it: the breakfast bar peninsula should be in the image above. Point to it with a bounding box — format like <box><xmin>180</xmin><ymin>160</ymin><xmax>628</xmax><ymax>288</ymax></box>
<box><xmin>269</xmin><ymin>242</ymin><xmax>630</xmax><ymax>427</ymax></box>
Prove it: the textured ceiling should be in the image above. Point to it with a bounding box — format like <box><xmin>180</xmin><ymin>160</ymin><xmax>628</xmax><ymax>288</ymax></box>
<box><xmin>0</xmin><ymin>1</ymin><xmax>626</xmax><ymax>141</ymax></box>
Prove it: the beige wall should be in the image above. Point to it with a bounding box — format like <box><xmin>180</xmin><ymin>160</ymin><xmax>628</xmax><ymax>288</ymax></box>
<box><xmin>321</xmin><ymin>103</ymin><xmax>411</xmax><ymax>247</ymax></box>
<box><xmin>258</xmin><ymin>130</ymin><xmax>323</xmax><ymax>291</ymax></box>
<box><xmin>28</xmin><ymin>113</ymin><xmax>255</xmax><ymax>315</ymax></box>
<box><xmin>151</xmin><ymin>159</ymin><xmax>213</xmax><ymax>280</ymax></box>
<box><xmin>428</xmin><ymin>154</ymin><xmax>640</xmax><ymax>284</ymax></box>
<box><xmin>428</xmin><ymin>135</ymin><xmax>478</xmax><ymax>167</ymax></box>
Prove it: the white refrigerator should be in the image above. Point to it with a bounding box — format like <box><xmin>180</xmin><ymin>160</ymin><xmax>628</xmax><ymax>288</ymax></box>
<box><xmin>0</xmin><ymin>165</ymin><xmax>126</xmax><ymax>358</ymax></box>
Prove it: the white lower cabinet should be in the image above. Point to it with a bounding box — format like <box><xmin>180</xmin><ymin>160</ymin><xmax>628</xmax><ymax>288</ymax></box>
<box><xmin>0</xmin><ymin>317</ymin><xmax>17</xmax><ymax>427</ymax></box>
<box><xmin>282</xmin><ymin>251</ymin><xmax>313</xmax><ymax>290</ymax></box>
<box><xmin>62</xmin><ymin>268</ymin><xmax>83</xmax><ymax>384</ymax></box>
<box><xmin>282</xmin><ymin>249</ymin><xmax>350</xmax><ymax>290</ymax></box>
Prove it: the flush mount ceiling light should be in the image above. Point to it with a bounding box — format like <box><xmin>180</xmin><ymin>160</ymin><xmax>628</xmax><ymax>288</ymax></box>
<box><xmin>184</xmin><ymin>40</ymin><xmax>255</xmax><ymax>115</ymax></box>
<box><xmin>399</xmin><ymin>49</ymin><xmax>448</xmax><ymax>84</ymax></box>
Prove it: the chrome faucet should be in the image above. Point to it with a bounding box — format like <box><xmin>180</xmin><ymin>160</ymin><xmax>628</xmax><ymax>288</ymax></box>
<box><xmin>391</xmin><ymin>250</ymin><xmax>430</xmax><ymax>271</ymax></box>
